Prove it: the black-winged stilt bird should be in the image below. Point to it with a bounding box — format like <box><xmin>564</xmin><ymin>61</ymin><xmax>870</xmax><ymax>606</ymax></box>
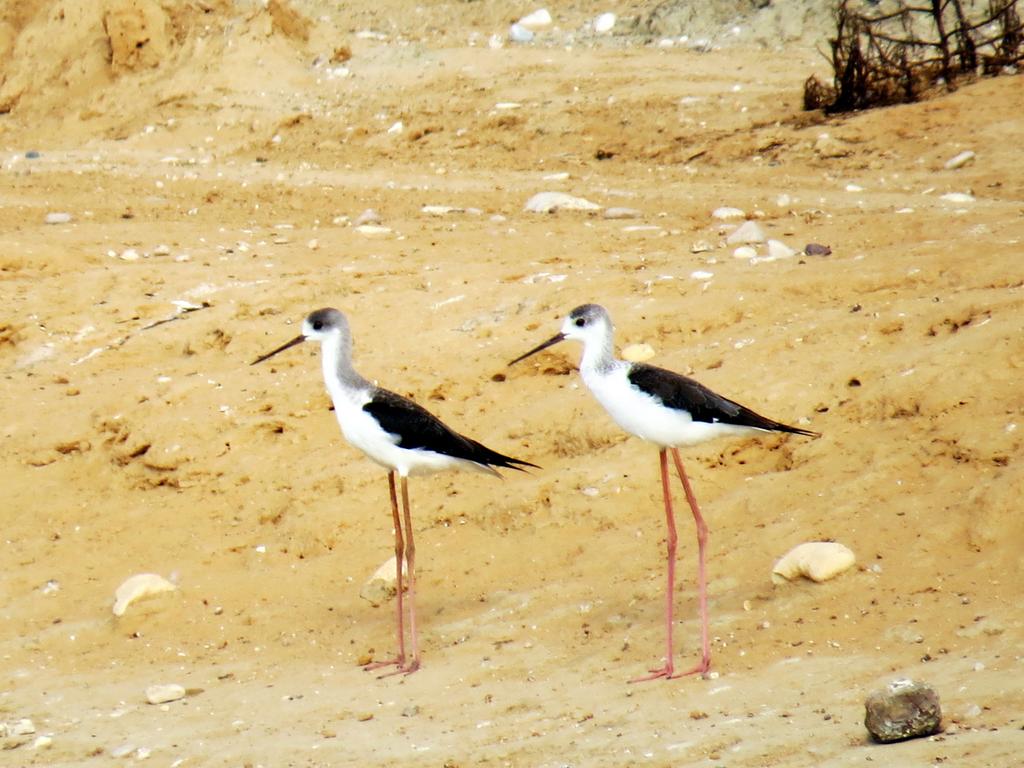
<box><xmin>254</xmin><ymin>307</ymin><xmax>537</xmax><ymax>675</ymax></box>
<box><xmin>510</xmin><ymin>303</ymin><xmax>817</xmax><ymax>681</ymax></box>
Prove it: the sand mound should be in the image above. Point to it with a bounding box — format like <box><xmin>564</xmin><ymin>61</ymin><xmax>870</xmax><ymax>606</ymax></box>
<box><xmin>0</xmin><ymin>0</ymin><xmax>313</xmax><ymax>137</ymax></box>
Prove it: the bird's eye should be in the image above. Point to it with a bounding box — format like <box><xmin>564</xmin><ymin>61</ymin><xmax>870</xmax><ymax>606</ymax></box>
<box><xmin>574</xmin><ymin>317</ymin><xmax>586</xmax><ymax>327</ymax></box>
<box><xmin>312</xmin><ymin>321</ymin><xmax>323</xmax><ymax>331</ymax></box>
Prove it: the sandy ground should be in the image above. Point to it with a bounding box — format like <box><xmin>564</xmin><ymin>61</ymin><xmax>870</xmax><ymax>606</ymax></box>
<box><xmin>2</xmin><ymin>1</ymin><xmax>1023</xmax><ymax>765</ymax></box>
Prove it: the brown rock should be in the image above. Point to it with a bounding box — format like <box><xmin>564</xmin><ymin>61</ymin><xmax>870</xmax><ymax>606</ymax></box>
<box><xmin>864</xmin><ymin>679</ymin><xmax>942</xmax><ymax>743</ymax></box>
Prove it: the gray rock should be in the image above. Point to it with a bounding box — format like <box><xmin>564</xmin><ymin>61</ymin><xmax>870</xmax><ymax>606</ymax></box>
<box><xmin>864</xmin><ymin>679</ymin><xmax>941</xmax><ymax>743</ymax></box>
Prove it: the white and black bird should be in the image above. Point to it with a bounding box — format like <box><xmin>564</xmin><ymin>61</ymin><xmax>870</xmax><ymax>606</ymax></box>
<box><xmin>510</xmin><ymin>303</ymin><xmax>817</xmax><ymax>681</ymax></box>
<box><xmin>254</xmin><ymin>307</ymin><xmax>537</xmax><ymax>675</ymax></box>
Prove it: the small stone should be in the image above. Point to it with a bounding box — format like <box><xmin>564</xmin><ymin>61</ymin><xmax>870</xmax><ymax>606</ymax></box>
<box><xmin>726</xmin><ymin>220</ymin><xmax>766</xmax><ymax>245</ymax></box>
<box><xmin>354</xmin><ymin>209</ymin><xmax>382</xmax><ymax>226</ymax></box>
<box><xmin>621</xmin><ymin>343</ymin><xmax>655</xmax><ymax>363</ymax></box>
<box><xmin>733</xmin><ymin>245</ymin><xmax>757</xmax><ymax>259</ymax></box>
<box><xmin>152</xmin><ymin>244</ymin><xmax>172</xmax><ymax>256</ymax></box>
<box><xmin>944</xmin><ymin>150</ymin><xmax>975</xmax><ymax>170</ymax></box>
<box><xmin>25</xmin><ymin>150</ymin><xmax>41</xmax><ymax>159</ymax></box>
<box><xmin>524</xmin><ymin>191</ymin><xmax>600</xmax><ymax>213</ymax></box>
<box><xmin>113</xmin><ymin>573</ymin><xmax>177</xmax><ymax>616</ymax></box>
<box><xmin>354</xmin><ymin>225</ymin><xmax>391</xmax><ymax>237</ymax></box>
<box><xmin>119</xmin><ymin>248</ymin><xmax>140</xmax><ymax>261</ymax></box>
<box><xmin>603</xmin><ymin>207</ymin><xmax>641</xmax><ymax>220</ymax></box>
<box><xmin>690</xmin><ymin>270</ymin><xmax>714</xmax><ymax>280</ymax></box>
<box><xmin>766</xmin><ymin>239</ymin><xmax>796</xmax><ymax>260</ymax></box>
<box><xmin>864</xmin><ymin>679</ymin><xmax>942</xmax><ymax>743</ymax></box>
<box><xmin>803</xmin><ymin>243</ymin><xmax>832</xmax><ymax>256</ymax></box>
<box><xmin>422</xmin><ymin>205</ymin><xmax>464</xmax><ymax>216</ymax></box>
<box><xmin>508</xmin><ymin>23</ymin><xmax>534</xmax><ymax>43</ymax></box>
<box><xmin>1</xmin><ymin>718</ymin><xmax>36</xmax><ymax>749</ymax></box>
<box><xmin>31</xmin><ymin>735</ymin><xmax>53</xmax><ymax>750</ymax></box>
<box><xmin>517</xmin><ymin>9</ymin><xmax>552</xmax><ymax>29</ymax></box>
<box><xmin>772</xmin><ymin>542</ymin><xmax>855</xmax><ymax>584</ymax></box>
<box><xmin>594</xmin><ymin>12</ymin><xmax>616</xmax><ymax>34</ymax></box>
<box><xmin>940</xmin><ymin>192</ymin><xmax>975</xmax><ymax>203</ymax></box>
<box><xmin>360</xmin><ymin>556</ymin><xmax>405</xmax><ymax>607</ymax></box>
<box><xmin>387</xmin><ymin>121</ymin><xmax>403</xmax><ymax>135</ymax></box>
<box><xmin>814</xmin><ymin>133</ymin><xmax>850</xmax><ymax>158</ymax></box>
<box><xmin>712</xmin><ymin>206</ymin><xmax>745</xmax><ymax>220</ymax></box>
<box><xmin>44</xmin><ymin>212</ymin><xmax>73</xmax><ymax>225</ymax></box>
<box><xmin>145</xmin><ymin>684</ymin><xmax>186</xmax><ymax>705</ymax></box>
<box><xmin>307</xmin><ymin>238</ymin><xmax>319</xmax><ymax>250</ymax></box>
<box><xmin>690</xmin><ymin>240</ymin><xmax>714</xmax><ymax>253</ymax></box>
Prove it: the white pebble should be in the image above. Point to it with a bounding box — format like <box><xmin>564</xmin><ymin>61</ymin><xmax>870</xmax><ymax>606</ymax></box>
<box><xmin>775</xmin><ymin>194</ymin><xmax>792</xmax><ymax>207</ymax></box>
<box><xmin>766</xmin><ymin>239</ymin><xmax>796</xmax><ymax>260</ymax></box>
<box><xmin>421</xmin><ymin>205</ymin><xmax>464</xmax><ymax>216</ymax></box>
<box><xmin>712</xmin><ymin>206</ymin><xmax>745</xmax><ymax>220</ymax></box>
<box><xmin>733</xmin><ymin>245</ymin><xmax>757</xmax><ymax>259</ymax></box>
<box><xmin>690</xmin><ymin>240</ymin><xmax>714</xmax><ymax>253</ymax></box>
<box><xmin>603</xmin><ymin>207</ymin><xmax>641</xmax><ymax>220</ymax></box>
<box><xmin>508</xmin><ymin>23</ymin><xmax>534</xmax><ymax>43</ymax></box>
<box><xmin>518</xmin><ymin>9</ymin><xmax>552</xmax><ymax>29</ymax></box>
<box><xmin>145</xmin><ymin>684</ymin><xmax>186</xmax><ymax>705</ymax></box>
<box><xmin>387</xmin><ymin>121</ymin><xmax>403</xmax><ymax>135</ymax></box>
<box><xmin>44</xmin><ymin>212</ymin><xmax>73</xmax><ymax>225</ymax></box>
<box><xmin>120</xmin><ymin>248</ymin><xmax>140</xmax><ymax>261</ymax></box>
<box><xmin>524</xmin><ymin>191</ymin><xmax>600</xmax><ymax>213</ymax></box>
<box><xmin>354</xmin><ymin>224</ymin><xmax>392</xmax><ymax>237</ymax></box>
<box><xmin>690</xmin><ymin>270</ymin><xmax>714</xmax><ymax>280</ymax></box>
<box><xmin>112</xmin><ymin>573</ymin><xmax>177</xmax><ymax>617</ymax></box>
<box><xmin>845</xmin><ymin>183</ymin><xmax>864</xmax><ymax>192</ymax></box>
<box><xmin>941</xmin><ymin>192</ymin><xmax>975</xmax><ymax>203</ymax></box>
<box><xmin>772</xmin><ymin>542</ymin><xmax>855</xmax><ymax>584</ymax></box>
<box><xmin>152</xmin><ymin>244</ymin><xmax>171</xmax><ymax>256</ymax></box>
<box><xmin>944</xmin><ymin>150</ymin><xmax>975</xmax><ymax>170</ymax></box>
<box><xmin>594</xmin><ymin>12</ymin><xmax>616</xmax><ymax>34</ymax></box>
<box><xmin>726</xmin><ymin>220</ymin><xmax>766</xmax><ymax>244</ymax></box>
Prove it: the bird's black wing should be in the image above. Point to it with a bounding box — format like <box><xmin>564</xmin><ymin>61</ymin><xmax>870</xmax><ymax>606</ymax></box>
<box><xmin>627</xmin><ymin>363</ymin><xmax>818</xmax><ymax>436</ymax></box>
<box><xmin>363</xmin><ymin>389</ymin><xmax>539</xmax><ymax>470</ymax></box>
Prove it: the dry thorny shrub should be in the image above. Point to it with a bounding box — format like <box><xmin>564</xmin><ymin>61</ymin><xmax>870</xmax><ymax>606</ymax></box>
<box><xmin>805</xmin><ymin>0</ymin><xmax>1023</xmax><ymax>113</ymax></box>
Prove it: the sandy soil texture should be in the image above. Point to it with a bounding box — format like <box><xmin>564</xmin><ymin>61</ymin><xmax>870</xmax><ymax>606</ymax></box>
<box><xmin>2</xmin><ymin>1</ymin><xmax>1023</xmax><ymax>765</ymax></box>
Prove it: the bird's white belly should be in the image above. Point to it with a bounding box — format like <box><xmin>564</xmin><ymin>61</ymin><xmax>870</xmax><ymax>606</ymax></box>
<box><xmin>583</xmin><ymin>366</ymin><xmax>754</xmax><ymax>448</ymax></box>
<box><xmin>328</xmin><ymin>388</ymin><xmax>474</xmax><ymax>477</ymax></box>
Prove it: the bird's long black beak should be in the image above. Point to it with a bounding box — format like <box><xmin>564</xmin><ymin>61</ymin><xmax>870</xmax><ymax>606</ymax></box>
<box><xmin>508</xmin><ymin>332</ymin><xmax>566</xmax><ymax>366</ymax></box>
<box><xmin>251</xmin><ymin>334</ymin><xmax>305</xmax><ymax>365</ymax></box>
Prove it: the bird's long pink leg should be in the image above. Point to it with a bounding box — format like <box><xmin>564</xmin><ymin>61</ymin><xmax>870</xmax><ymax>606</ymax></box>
<box><xmin>630</xmin><ymin>448</ymin><xmax>678</xmax><ymax>683</ymax></box>
<box><xmin>396</xmin><ymin>477</ymin><xmax>421</xmax><ymax>674</ymax></box>
<box><xmin>671</xmin><ymin>447</ymin><xmax>711</xmax><ymax>676</ymax></box>
<box><xmin>364</xmin><ymin>471</ymin><xmax>406</xmax><ymax>673</ymax></box>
